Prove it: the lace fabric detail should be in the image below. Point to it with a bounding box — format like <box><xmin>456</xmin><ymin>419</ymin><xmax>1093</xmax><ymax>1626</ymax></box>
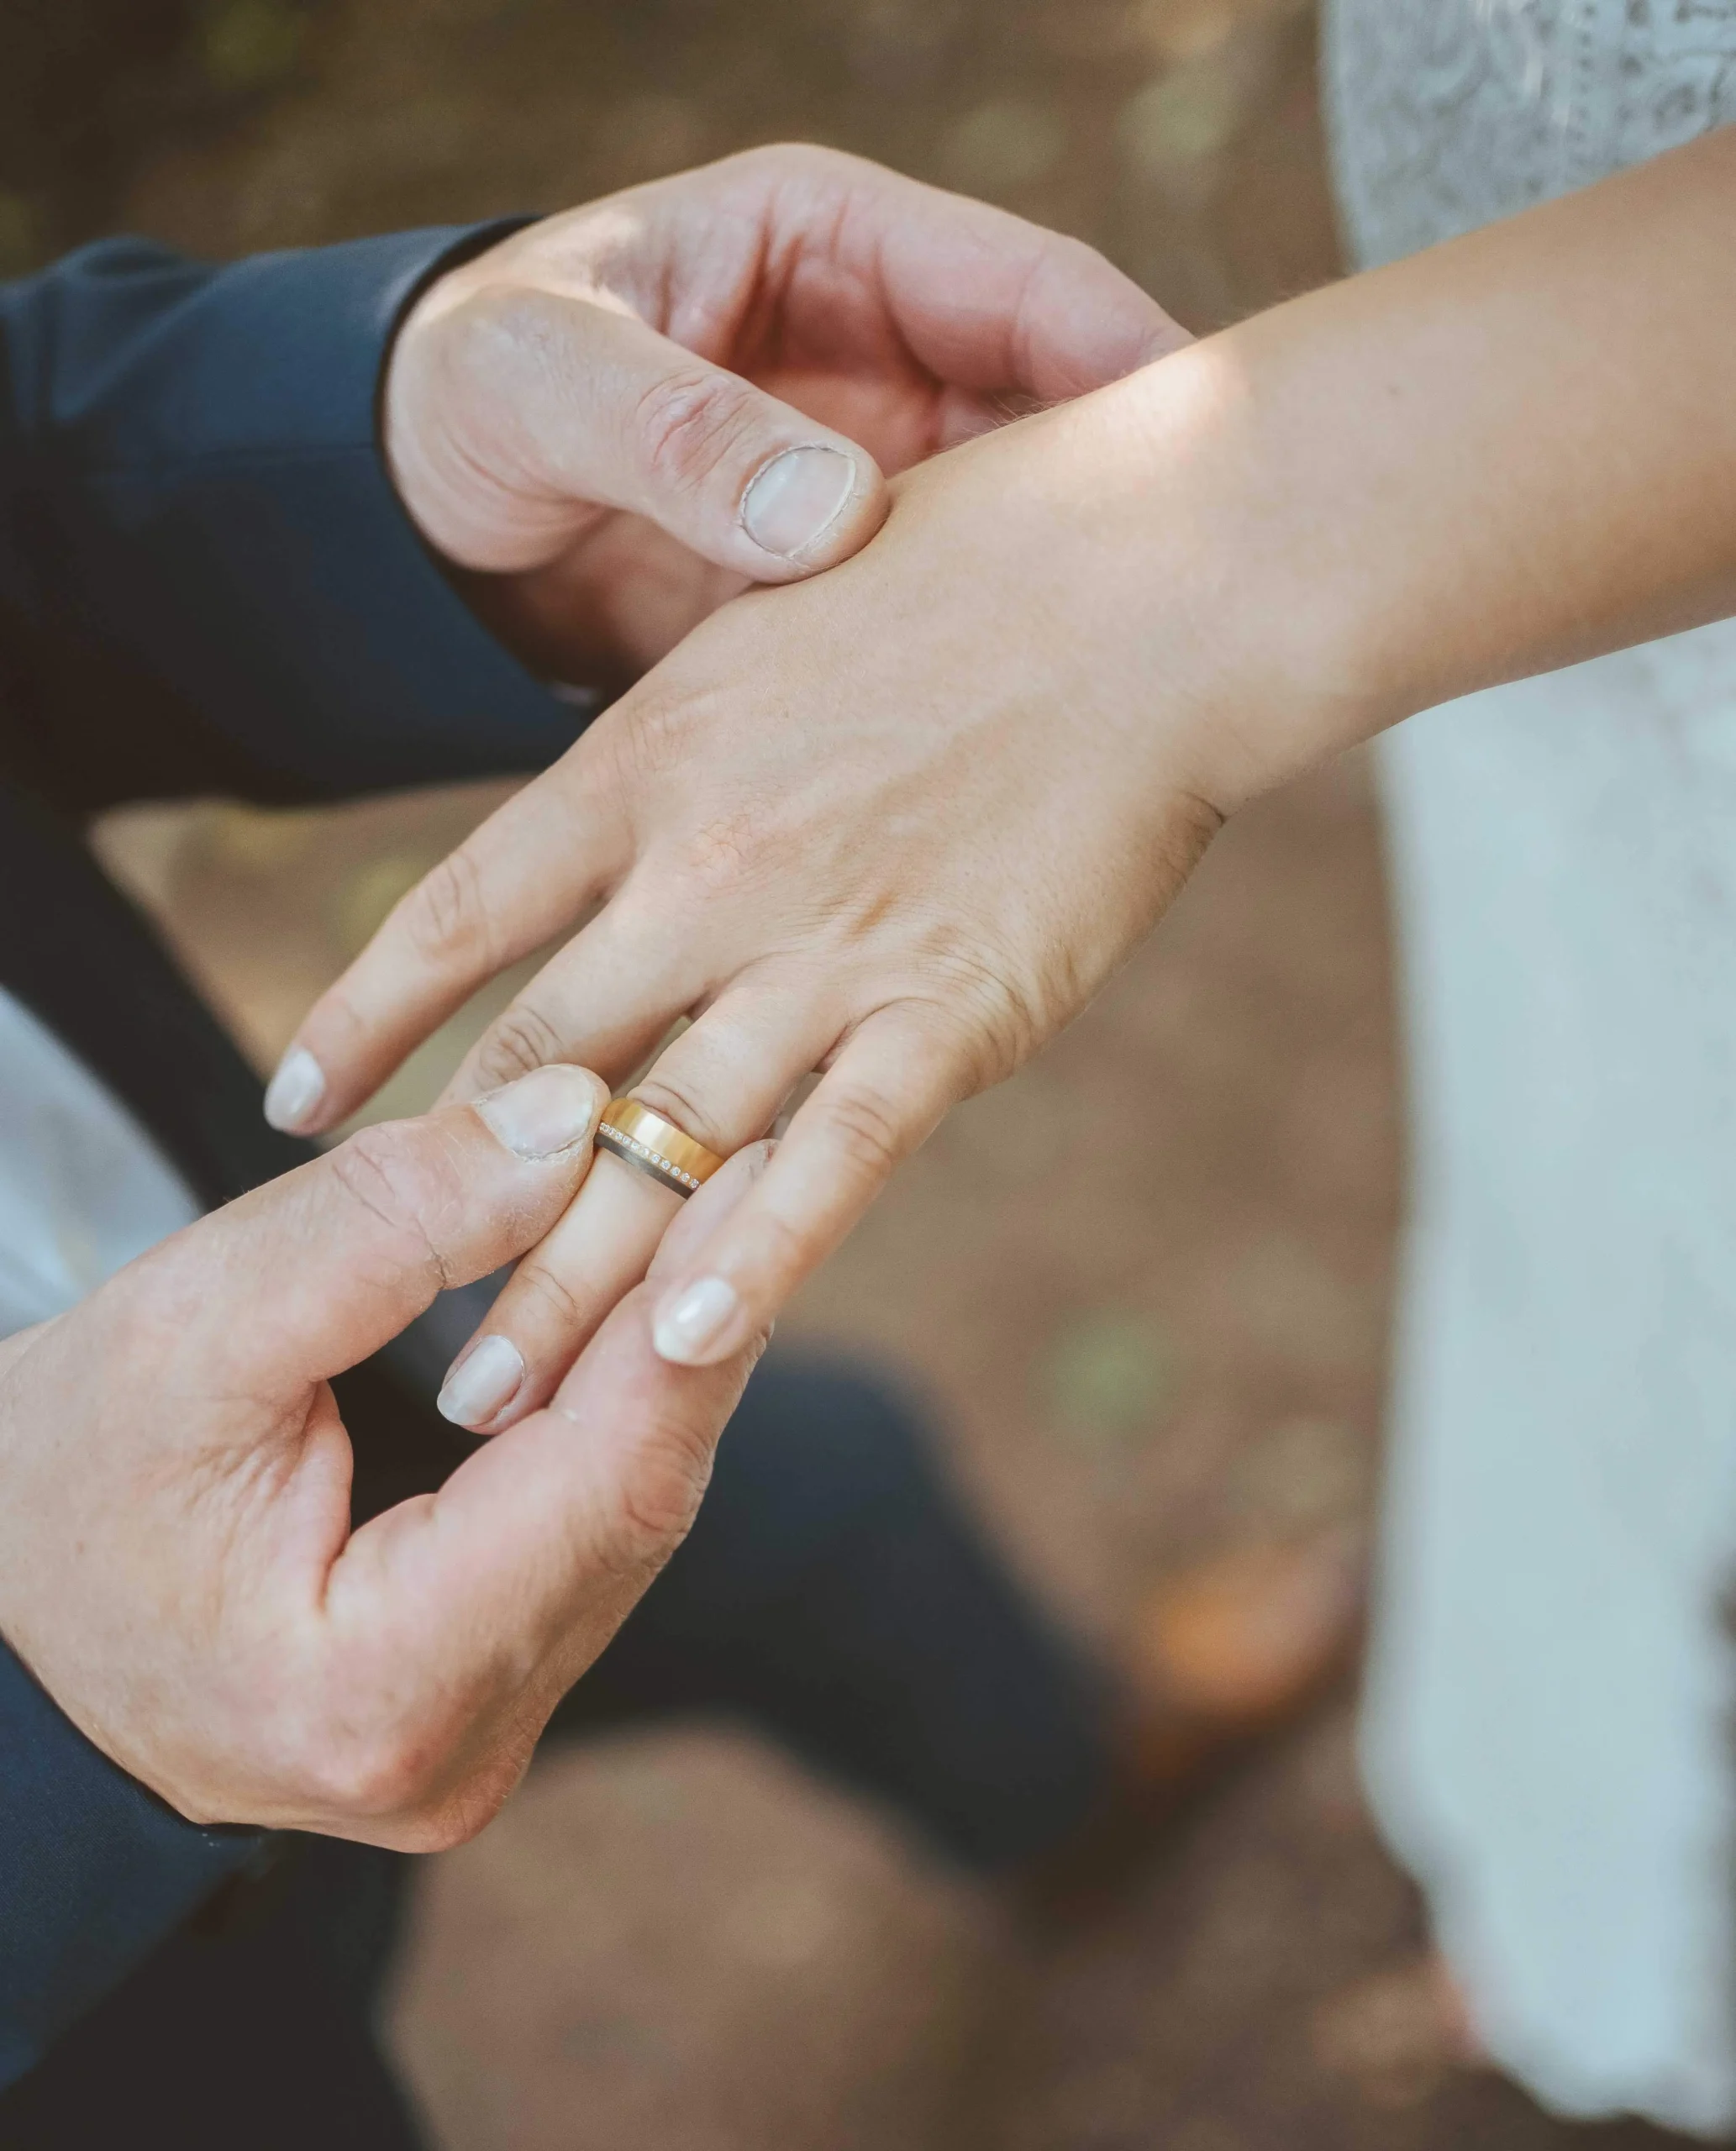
<box><xmin>1323</xmin><ymin>3</ymin><xmax>1736</xmax><ymax>2132</ymax></box>
<box><xmin>1325</xmin><ymin>0</ymin><xmax>1736</xmax><ymax>268</ymax></box>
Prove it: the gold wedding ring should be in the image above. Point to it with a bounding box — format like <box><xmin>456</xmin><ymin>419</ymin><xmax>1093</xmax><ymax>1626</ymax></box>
<box><xmin>595</xmin><ymin>1097</ymin><xmax>725</xmax><ymax>1200</ymax></box>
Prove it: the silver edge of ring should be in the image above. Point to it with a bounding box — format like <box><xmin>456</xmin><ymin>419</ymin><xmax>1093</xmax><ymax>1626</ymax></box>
<box><xmin>595</xmin><ymin>1122</ymin><xmax>698</xmax><ymax>1197</ymax></box>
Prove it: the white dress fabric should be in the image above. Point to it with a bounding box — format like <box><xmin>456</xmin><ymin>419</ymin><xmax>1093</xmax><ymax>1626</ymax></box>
<box><xmin>1324</xmin><ymin>1</ymin><xmax>1736</xmax><ymax>2130</ymax></box>
<box><xmin>0</xmin><ymin>986</ymin><xmax>200</xmax><ymax>1343</ymax></box>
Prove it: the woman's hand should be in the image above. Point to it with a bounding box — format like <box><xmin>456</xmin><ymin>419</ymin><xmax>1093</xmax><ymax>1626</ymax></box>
<box><xmin>272</xmin><ymin>366</ymin><xmax>1278</xmax><ymax>1428</ymax></box>
<box><xmin>385</xmin><ymin>142</ymin><xmax>1186</xmax><ymax>686</ymax></box>
<box><xmin>298</xmin><ymin>127</ymin><xmax>1736</xmax><ymax>1426</ymax></box>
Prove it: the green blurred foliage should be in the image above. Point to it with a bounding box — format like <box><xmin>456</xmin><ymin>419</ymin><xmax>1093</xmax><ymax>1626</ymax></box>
<box><xmin>1039</xmin><ymin>1307</ymin><xmax>1178</xmax><ymax>1445</ymax></box>
<box><xmin>0</xmin><ymin>193</ymin><xmax>40</xmax><ymax>277</ymax></box>
<box><xmin>200</xmin><ymin>0</ymin><xmax>308</xmax><ymax>92</ymax></box>
<box><xmin>0</xmin><ymin>0</ymin><xmax>322</xmax><ymax>262</ymax></box>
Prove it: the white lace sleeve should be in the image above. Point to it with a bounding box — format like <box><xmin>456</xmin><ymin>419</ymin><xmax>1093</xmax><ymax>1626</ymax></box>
<box><xmin>1325</xmin><ymin>0</ymin><xmax>1736</xmax><ymax>271</ymax></box>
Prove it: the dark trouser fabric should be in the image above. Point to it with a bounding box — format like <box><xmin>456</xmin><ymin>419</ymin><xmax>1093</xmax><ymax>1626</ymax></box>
<box><xmin>2</xmin><ymin>1354</ymin><xmax>1111</xmax><ymax>2149</ymax></box>
<box><xmin>555</xmin><ymin>1355</ymin><xmax>1113</xmax><ymax>1872</ymax></box>
<box><xmin>0</xmin><ymin>1839</ymin><xmax>424</xmax><ymax>2151</ymax></box>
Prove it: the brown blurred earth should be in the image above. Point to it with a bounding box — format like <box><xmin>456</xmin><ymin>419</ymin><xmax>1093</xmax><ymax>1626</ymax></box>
<box><xmin>1</xmin><ymin>3</ymin><xmax>1691</xmax><ymax>2147</ymax></box>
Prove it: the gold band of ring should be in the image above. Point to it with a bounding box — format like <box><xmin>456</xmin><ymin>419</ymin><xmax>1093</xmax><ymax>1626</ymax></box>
<box><xmin>595</xmin><ymin>1097</ymin><xmax>726</xmax><ymax>1201</ymax></box>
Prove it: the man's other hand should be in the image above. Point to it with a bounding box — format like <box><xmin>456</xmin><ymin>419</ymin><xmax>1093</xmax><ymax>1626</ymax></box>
<box><xmin>0</xmin><ymin>1067</ymin><xmax>767</xmax><ymax>1848</ymax></box>
<box><xmin>383</xmin><ymin>142</ymin><xmax>1186</xmax><ymax>686</ymax></box>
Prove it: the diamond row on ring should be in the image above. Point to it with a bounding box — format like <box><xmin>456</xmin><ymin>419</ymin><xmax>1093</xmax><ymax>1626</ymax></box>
<box><xmin>599</xmin><ymin>1127</ymin><xmax>701</xmax><ymax>1189</ymax></box>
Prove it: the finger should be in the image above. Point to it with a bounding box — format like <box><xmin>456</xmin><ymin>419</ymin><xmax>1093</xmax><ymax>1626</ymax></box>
<box><xmin>435</xmin><ymin>990</ymin><xmax>831</xmax><ymax>1431</ymax></box>
<box><xmin>328</xmin><ymin>1152</ymin><xmax>773</xmax><ymax>1810</ymax></box>
<box><xmin>858</xmin><ymin>162</ymin><xmax>1192</xmax><ymax>404</ymax></box>
<box><xmin>434</xmin><ymin>894</ymin><xmax>716</xmax><ymax>1107</ymax></box>
<box><xmin>649</xmin><ymin>1005</ymin><xmax>969</xmax><ymax>1366</ymax></box>
<box><xmin>146</xmin><ymin>1065</ymin><xmax>609</xmax><ymax>1398</ymax></box>
<box><xmin>396</xmin><ymin>288</ymin><xmax>891</xmax><ymax>584</ymax></box>
<box><xmin>265</xmin><ymin>765</ymin><xmax>629</xmax><ymax>1136</ymax></box>
<box><xmin>435</xmin><ymin>1154</ymin><xmax>674</xmax><ymax>1434</ymax></box>
<box><xmin>638</xmin><ymin>145</ymin><xmax>1183</xmax><ymax>417</ymax></box>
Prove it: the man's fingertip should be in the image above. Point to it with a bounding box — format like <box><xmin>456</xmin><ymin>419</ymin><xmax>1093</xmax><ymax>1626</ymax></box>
<box><xmin>739</xmin><ymin>443</ymin><xmax>866</xmax><ymax>565</ymax></box>
<box><xmin>475</xmin><ymin>1064</ymin><xmax>607</xmax><ymax>1161</ymax></box>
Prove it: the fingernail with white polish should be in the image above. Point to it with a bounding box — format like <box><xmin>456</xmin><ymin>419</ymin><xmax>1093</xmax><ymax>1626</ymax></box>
<box><xmin>437</xmin><ymin>1334</ymin><xmax>525</xmax><ymax>1428</ymax></box>
<box><xmin>740</xmin><ymin>445</ymin><xmax>856</xmax><ymax>560</ymax></box>
<box><xmin>654</xmin><ymin>1276</ymin><xmax>742</xmax><ymax>1365</ymax></box>
<box><xmin>476</xmin><ymin>1065</ymin><xmax>600</xmax><ymax>1160</ymax></box>
<box><xmin>264</xmin><ymin>1045</ymin><xmax>326</xmax><ymax>1133</ymax></box>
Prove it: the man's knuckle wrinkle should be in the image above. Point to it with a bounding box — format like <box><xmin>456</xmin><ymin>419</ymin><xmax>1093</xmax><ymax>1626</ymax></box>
<box><xmin>305</xmin><ymin>1728</ymin><xmax>421</xmax><ymax>1819</ymax></box>
<box><xmin>608</xmin><ymin>1436</ymin><xmax>712</xmax><ymax>1570</ymax></box>
<box><xmin>329</xmin><ymin>1133</ymin><xmax>454</xmax><ymax>1291</ymax></box>
<box><xmin>636</xmin><ymin>368</ymin><xmax>754</xmax><ymax>493</ymax></box>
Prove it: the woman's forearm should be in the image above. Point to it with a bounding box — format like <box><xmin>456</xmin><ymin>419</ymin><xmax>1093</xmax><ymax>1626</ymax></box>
<box><xmin>1094</xmin><ymin>124</ymin><xmax>1736</xmax><ymax>801</ymax></box>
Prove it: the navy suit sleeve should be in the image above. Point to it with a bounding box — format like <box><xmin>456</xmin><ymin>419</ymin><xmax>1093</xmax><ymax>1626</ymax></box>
<box><xmin>0</xmin><ymin>1650</ymin><xmax>268</xmax><ymax>2089</ymax></box>
<box><xmin>0</xmin><ymin>226</ymin><xmax>582</xmax><ymax>801</ymax></box>
<box><xmin>0</xmin><ymin>228</ymin><xmax>584</xmax><ymax>2088</ymax></box>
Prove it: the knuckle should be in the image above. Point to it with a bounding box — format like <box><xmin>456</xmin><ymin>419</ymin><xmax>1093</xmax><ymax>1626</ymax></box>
<box><xmin>729</xmin><ymin>141</ymin><xmax>861</xmax><ymax>208</ymax></box>
<box><xmin>634</xmin><ymin>365</ymin><xmax>760</xmax><ymax>495</ymax></box>
<box><xmin>393</xmin><ymin>1754</ymin><xmax>529</xmax><ymax>1852</ymax></box>
<box><xmin>631</xmin><ymin>1076</ymin><xmax>733</xmax><ymax>1156</ymax></box>
<box><xmin>599</xmin><ymin>1419</ymin><xmax>716</xmax><ymax>1575</ymax></box>
<box><xmin>604</xmin><ymin>694</ymin><xmax>690</xmax><ymax>790</ymax></box>
<box><xmin>732</xmin><ymin>139</ymin><xmax>838</xmax><ymax>179</ymax></box>
<box><xmin>818</xmin><ymin>1081</ymin><xmax>906</xmax><ymax>1183</ymax></box>
<box><xmin>392</xmin><ymin>1808</ymin><xmax>481</xmax><ymax>1856</ymax></box>
<box><xmin>672</xmin><ymin>799</ymin><xmax>794</xmax><ymax>906</ymax></box>
<box><xmin>911</xmin><ymin>942</ymin><xmax>1049</xmax><ymax>1081</ymax></box>
<box><xmin>509</xmin><ymin>1254</ymin><xmax>585</xmax><ymax>1337</ymax></box>
<box><xmin>402</xmin><ymin>848</ymin><xmax>492</xmax><ymax>974</ymax></box>
<box><xmin>297</xmin><ymin>1723</ymin><xmax>431</xmax><ymax>1821</ymax></box>
<box><xmin>684</xmin><ymin>808</ymin><xmax>766</xmax><ymax>896</ymax></box>
<box><xmin>326</xmin><ymin>1127</ymin><xmax>456</xmax><ymax>1291</ymax></box>
<box><xmin>470</xmin><ymin>1001</ymin><xmax>569</xmax><ymax>1091</ymax></box>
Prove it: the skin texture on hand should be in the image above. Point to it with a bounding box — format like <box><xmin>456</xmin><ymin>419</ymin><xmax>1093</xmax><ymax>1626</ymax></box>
<box><xmin>275</xmin><ymin>388</ymin><xmax>1238</xmax><ymax>1429</ymax></box>
<box><xmin>0</xmin><ymin>1066</ymin><xmax>770</xmax><ymax>1846</ymax></box>
<box><xmin>383</xmin><ymin>141</ymin><xmax>1186</xmax><ymax>688</ymax></box>
<box><xmin>285</xmin><ymin>129</ymin><xmax>1736</xmax><ymax>1428</ymax></box>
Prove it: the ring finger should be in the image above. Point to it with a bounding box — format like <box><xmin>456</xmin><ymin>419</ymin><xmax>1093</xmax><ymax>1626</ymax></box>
<box><xmin>436</xmin><ymin>892</ymin><xmax>715</xmax><ymax>1108</ymax></box>
<box><xmin>434</xmin><ymin>984</ymin><xmax>841</xmax><ymax>1432</ymax></box>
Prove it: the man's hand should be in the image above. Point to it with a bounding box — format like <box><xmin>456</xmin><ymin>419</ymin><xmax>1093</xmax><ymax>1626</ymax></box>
<box><xmin>383</xmin><ymin>142</ymin><xmax>1186</xmax><ymax>686</ymax></box>
<box><xmin>0</xmin><ymin>1065</ymin><xmax>768</xmax><ymax>1846</ymax></box>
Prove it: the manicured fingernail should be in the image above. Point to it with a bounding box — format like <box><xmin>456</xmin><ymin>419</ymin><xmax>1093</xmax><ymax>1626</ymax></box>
<box><xmin>264</xmin><ymin>1045</ymin><xmax>326</xmax><ymax>1133</ymax></box>
<box><xmin>740</xmin><ymin>445</ymin><xmax>856</xmax><ymax>560</ymax></box>
<box><xmin>476</xmin><ymin>1065</ymin><xmax>601</xmax><ymax>1160</ymax></box>
<box><xmin>437</xmin><ymin>1334</ymin><xmax>525</xmax><ymax>1428</ymax></box>
<box><xmin>653</xmin><ymin>1276</ymin><xmax>743</xmax><ymax>1365</ymax></box>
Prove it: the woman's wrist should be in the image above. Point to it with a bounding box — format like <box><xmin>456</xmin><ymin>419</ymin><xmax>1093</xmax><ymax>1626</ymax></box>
<box><xmin>1100</xmin><ymin>123</ymin><xmax>1736</xmax><ymax>813</ymax></box>
<box><xmin>996</xmin><ymin>345</ymin><xmax>1384</xmax><ymax>821</ymax></box>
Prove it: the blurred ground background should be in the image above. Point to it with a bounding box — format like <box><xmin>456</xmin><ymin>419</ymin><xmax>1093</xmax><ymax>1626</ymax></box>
<box><xmin>0</xmin><ymin>4</ymin><xmax>1691</xmax><ymax>2148</ymax></box>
